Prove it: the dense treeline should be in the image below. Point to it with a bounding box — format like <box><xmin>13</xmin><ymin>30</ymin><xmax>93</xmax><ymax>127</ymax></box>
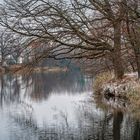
<box><xmin>0</xmin><ymin>0</ymin><xmax>139</xmax><ymax>79</ymax></box>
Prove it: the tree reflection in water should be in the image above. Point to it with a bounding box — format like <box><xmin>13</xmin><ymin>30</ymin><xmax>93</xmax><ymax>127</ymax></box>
<box><xmin>0</xmin><ymin>72</ymin><xmax>139</xmax><ymax>140</ymax></box>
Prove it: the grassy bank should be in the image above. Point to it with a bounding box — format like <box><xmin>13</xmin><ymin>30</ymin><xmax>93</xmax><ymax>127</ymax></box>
<box><xmin>93</xmin><ymin>72</ymin><xmax>114</xmax><ymax>93</ymax></box>
<box><xmin>93</xmin><ymin>72</ymin><xmax>140</xmax><ymax>111</ymax></box>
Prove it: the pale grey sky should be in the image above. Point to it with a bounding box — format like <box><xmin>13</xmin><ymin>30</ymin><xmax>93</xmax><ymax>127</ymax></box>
<box><xmin>0</xmin><ymin>0</ymin><xmax>3</xmax><ymax>4</ymax></box>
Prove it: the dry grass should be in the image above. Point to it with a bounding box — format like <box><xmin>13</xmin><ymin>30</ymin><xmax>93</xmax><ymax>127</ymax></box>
<box><xmin>125</xmin><ymin>85</ymin><xmax>140</xmax><ymax>119</ymax></box>
<box><xmin>0</xmin><ymin>64</ymin><xmax>68</xmax><ymax>75</ymax></box>
<box><xmin>93</xmin><ymin>72</ymin><xmax>114</xmax><ymax>93</ymax></box>
<box><xmin>94</xmin><ymin>71</ymin><xmax>140</xmax><ymax>116</ymax></box>
<box><xmin>127</xmin><ymin>85</ymin><xmax>140</xmax><ymax>108</ymax></box>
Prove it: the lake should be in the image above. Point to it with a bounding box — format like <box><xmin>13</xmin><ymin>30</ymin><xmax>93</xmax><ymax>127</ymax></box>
<box><xmin>0</xmin><ymin>70</ymin><xmax>139</xmax><ymax>140</ymax></box>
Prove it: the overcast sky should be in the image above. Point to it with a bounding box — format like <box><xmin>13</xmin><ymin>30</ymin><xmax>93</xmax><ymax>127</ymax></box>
<box><xmin>0</xmin><ymin>0</ymin><xmax>3</xmax><ymax>4</ymax></box>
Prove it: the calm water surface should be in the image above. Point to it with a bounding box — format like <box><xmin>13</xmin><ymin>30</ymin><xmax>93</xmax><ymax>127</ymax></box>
<box><xmin>0</xmin><ymin>71</ymin><xmax>140</xmax><ymax>140</ymax></box>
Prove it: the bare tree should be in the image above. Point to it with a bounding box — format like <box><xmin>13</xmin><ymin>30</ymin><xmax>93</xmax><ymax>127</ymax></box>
<box><xmin>124</xmin><ymin>0</ymin><xmax>140</xmax><ymax>78</ymax></box>
<box><xmin>0</xmin><ymin>30</ymin><xmax>21</xmax><ymax>66</ymax></box>
<box><xmin>0</xmin><ymin>0</ymin><xmax>129</xmax><ymax>78</ymax></box>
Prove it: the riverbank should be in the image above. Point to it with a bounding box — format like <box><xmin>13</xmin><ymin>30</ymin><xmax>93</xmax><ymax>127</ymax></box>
<box><xmin>0</xmin><ymin>64</ymin><xmax>68</xmax><ymax>74</ymax></box>
<box><xmin>94</xmin><ymin>72</ymin><xmax>140</xmax><ymax>112</ymax></box>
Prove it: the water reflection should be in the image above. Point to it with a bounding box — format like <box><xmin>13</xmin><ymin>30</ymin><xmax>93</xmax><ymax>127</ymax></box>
<box><xmin>0</xmin><ymin>71</ymin><xmax>90</xmax><ymax>105</ymax></box>
<box><xmin>0</xmin><ymin>71</ymin><xmax>140</xmax><ymax>140</ymax></box>
<box><xmin>113</xmin><ymin>111</ymin><xmax>123</xmax><ymax>140</ymax></box>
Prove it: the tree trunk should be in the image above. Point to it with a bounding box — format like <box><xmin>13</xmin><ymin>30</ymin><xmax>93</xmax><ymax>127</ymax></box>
<box><xmin>112</xmin><ymin>22</ymin><xmax>124</xmax><ymax>79</ymax></box>
<box><xmin>112</xmin><ymin>49</ymin><xmax>124</xmax><ymax>79</ymax></box>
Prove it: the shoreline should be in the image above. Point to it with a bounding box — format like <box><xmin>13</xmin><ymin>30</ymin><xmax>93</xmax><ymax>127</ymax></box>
<box><xmin>0</xmin><ymin>65</ymin><xmax>68</xmax><ymax>74</ymax></box>
<box><xmin>93</xmin><ymin>72</ymin><xmax>140</xmax><ymax>113</ymax></box>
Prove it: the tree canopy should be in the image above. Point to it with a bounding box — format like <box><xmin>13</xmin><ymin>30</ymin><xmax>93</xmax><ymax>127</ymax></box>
<box><xmin>0</xmin><ymin>0</ymin><xmax>140</xmax><ymax>78</ymax></box>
